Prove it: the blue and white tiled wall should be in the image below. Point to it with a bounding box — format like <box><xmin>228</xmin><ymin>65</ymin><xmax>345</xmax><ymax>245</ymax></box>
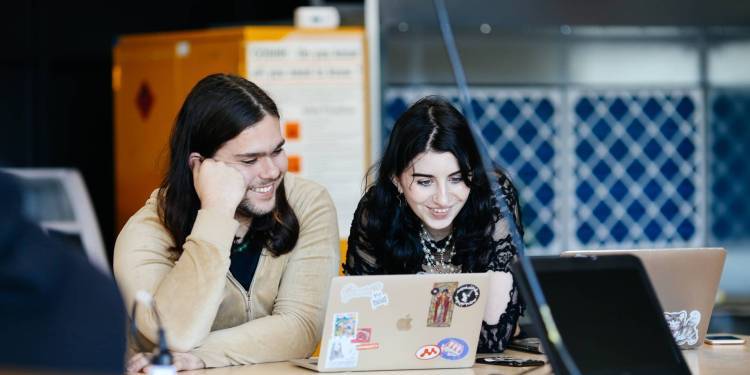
<box><xmin>569</xmin><ymin>90</ymin><xmax>704</xmax><ymax>250</ymax></box>
<box><xmin>384</xmin><ymin>86</ymin><xmax>723</xmax><ymax>253</ymax></box>
<box><xmin>710</xmin><ymin>90</ymin><xmax>750</xmax><ymax>244</ymax></box>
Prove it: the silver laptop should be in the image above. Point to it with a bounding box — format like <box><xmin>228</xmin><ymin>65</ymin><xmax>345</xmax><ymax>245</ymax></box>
<box><xmin>291</xmin><ymin>273</ymin><xmax>491</xmax><ymax>372</ymax></box>
<box><xmin>562</xmin><ymin>248</ymin><xmax>726</xmax><ymax>349</ymax></box>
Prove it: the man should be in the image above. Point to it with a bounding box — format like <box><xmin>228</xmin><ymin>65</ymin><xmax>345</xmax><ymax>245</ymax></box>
<box><xmin>115</xmin><ymin>74</ymin><xmax>339</xmax><ymax>372</ymax></box>
<box><xmin>0</xmin><ymin>171</ymin><xmax>126</xmax><ymax>373</ymax></box>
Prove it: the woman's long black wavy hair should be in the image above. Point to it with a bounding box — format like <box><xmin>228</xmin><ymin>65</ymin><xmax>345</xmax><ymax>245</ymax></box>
<box><xmin>362</xmin><ymin>95</ymin><xmax>504</xmax><ymax>273</ymax></box>
<box><xmin>158</xmin><ymin>74</ymin><xmax>299</xmax><ymax>256</ymax></box>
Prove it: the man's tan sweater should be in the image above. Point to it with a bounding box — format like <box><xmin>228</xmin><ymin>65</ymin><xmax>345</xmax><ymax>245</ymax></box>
<box><xmin>114</xmin><ymin>174</ymin><xmax>339</xmax><ymax>368</ymax></box>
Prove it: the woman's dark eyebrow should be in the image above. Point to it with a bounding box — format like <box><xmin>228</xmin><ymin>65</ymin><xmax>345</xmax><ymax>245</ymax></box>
<box><xmin>411</xmin><ymin>170</ymin><xmax>461</xmax><ymax>178</ymax></box>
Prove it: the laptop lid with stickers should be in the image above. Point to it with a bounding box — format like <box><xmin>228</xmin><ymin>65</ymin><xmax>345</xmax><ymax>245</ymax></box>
<box><xmin>514</xmin><ymin>255</ymin><xmax>691</xmax><ymax>375</ymax></box>
<box><xmin>304</xmin><ymin>273</ymin><xmax>490</xmax><ymax>372</ymax></box>
<box><xmin>561</xmin><ymin>247</ymin><xmax>725</xmax><ymax>349</ymax></box>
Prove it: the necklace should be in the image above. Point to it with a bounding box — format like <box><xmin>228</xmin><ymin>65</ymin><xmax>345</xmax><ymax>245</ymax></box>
<box><xmin>419</xmin><ymin>225</ymin><xmax>460</xmax><ymax>274</ymax></box>
<box><xmin>232</xmin><ymin>236</ymin><xmax>249</xmax><ymax>253</ymax></box>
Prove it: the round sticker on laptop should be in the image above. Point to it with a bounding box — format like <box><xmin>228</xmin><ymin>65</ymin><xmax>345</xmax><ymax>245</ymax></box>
<box><xmin>453</xmin><ymin>284</ymin><xmax>480</xmax><ymax>307</ymax></box>
<box><xmin>415</xmin><ymin>345</ymin><xmax>441</xmax><ymax>360</ymax></box>
<box><xmin>437</xmin><ymin>337</ymin><xmax>468</xmax><ymax>360</ymax></box>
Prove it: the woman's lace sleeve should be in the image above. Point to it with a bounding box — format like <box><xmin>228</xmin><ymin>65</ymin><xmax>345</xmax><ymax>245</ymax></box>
<box><xmin>342</xmin><ymin>196</ymin><xmax>383</xmax><ymax>276</ymax></box>
<box><xmin>478</xmin><ymin>171</ymin><xmax>525</xmax><ymax>353</ymax></box>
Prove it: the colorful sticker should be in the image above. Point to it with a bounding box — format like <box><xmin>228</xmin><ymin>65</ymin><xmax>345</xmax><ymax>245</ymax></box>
<box><xmin>415</xmin><ymin>345</ymin><xmax>441</xmax><ymax>360</ymax></box>
<box><xmin>351</xmin><ymin>328</ymin><xmax>371</xmax><ymax>343</ymax></box>
<box><xmin>438</xmin><ymin>337</ymin><xmax>469</xmax><ymax>361</ymax></box>
<box><xmin>356</xmin><ymin>343</ymin><xmax>380</xmax><ymax>350</ymax></box>
<box><xmin>326</xmin><ymin>336</ymin><xmax>358</xmax><ymax>368</ymax></box>
<box><xmin>427</xmin><ymin>282</ymin><xmax>458</xmax><ymax>327</ymax></box>
<box><xmin>370</xmin><ymin>290</ymin><xmax>389</xmax><ymax>310</ymax></box>
<box><xmin>453</xmin><ymin>284</ymin><xmax>480</xmax><ymax>307</ymax></box>
<box><xmin>341</xmin><ymin>282</ymin><xmax>384</xmax><ymax>303</ymax></box>
<box><xmin>664</xmin><ymin>310</ymin><xmax>701</xmax><ymax>346</ymax></box>
<box><xmin>333</xmin><ymin>312</ymin><xmax>357</xmax><ymax>338</ymax></box>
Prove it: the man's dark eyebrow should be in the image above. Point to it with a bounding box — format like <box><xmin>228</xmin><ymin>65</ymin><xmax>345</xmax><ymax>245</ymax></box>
<box><xmin>234</xmin><ymin>140</ymin><xmax>285</xmax><ymax>158</ymax></box>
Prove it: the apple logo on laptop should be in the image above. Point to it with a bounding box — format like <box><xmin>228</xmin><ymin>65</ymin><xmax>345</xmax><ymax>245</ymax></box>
<box><xmin>397</xmin><ymin>314</ymin><xmax>412</xmax><ymax>331</ymax></box>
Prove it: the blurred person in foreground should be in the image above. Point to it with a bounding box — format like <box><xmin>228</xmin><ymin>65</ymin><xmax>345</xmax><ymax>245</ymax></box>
<box><xmin>0</xmin><ymin>171</ymin><xmax>126</xmax><ymax>373</ymax></box>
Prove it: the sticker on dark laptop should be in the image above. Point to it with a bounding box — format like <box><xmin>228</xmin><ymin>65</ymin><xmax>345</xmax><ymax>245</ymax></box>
<box><xmin>437</xmin><ymin>337</ymin><xmax>469</xmax><ymax>360</ymax></box>
<box><xmin>427</xmin><ymin>282</ymin><xmax>457</xmax><ymax>327</ymax></box>
<box><xmin>453</xmin><ymin>284</ymin><xmax>480</xmax><ymax>307</ymax></box>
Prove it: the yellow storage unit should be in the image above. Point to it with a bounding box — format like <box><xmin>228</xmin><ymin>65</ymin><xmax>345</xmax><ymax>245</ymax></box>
<box><xmin>113</xmin><ymin>26</ymin><xmax>366</xmax><ymax>235</ymax></box>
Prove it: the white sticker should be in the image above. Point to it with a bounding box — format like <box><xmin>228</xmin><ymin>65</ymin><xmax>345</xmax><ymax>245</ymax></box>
<box><xmin>370</xmin><ymin>290</ymin><xmax>389</xmax><ymax>310</ymax></box>
<box><xmin>326</xmin><ymin>336</ymin><xmax>359</xmax><ymax>368</ymax></box>
<box><xmin>341</xmin><ymin>282</ymin><xmax>384</xmax><ymax>303</ymax></box>
<box><xmin>664</xmin><ymin>310</ymin><xmax>701</xmax><ymax>346</ymax></box>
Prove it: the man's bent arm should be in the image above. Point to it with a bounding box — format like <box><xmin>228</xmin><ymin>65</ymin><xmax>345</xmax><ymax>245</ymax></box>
<box><xmin>114</xmin><ymin>191</ymin><xmax>239</xmax><ymax>351</ymax></box>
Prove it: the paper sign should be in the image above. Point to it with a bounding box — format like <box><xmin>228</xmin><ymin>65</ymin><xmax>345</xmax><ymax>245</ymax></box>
<box><xmin>247</xmin><ymin>36</ymin><xmax>366</xmax><ymax>238</ymax></box>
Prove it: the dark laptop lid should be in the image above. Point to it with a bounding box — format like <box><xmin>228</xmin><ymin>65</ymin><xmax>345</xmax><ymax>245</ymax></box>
<box><xmin>514</xmin><ymin>255</ymin><xmax>691</xmax><ymax>375</ymax></box>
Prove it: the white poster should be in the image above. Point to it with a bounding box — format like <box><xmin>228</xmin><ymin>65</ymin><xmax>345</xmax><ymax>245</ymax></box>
<box><xmin>247</xmin><ymin>36</ymin><xmax>367</xmax><ymax>237</ymax></box>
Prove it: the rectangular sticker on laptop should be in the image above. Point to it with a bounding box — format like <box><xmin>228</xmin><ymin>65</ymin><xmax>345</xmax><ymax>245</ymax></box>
<box><xmin>326</xmin><ymin>312</ymin><xmax>359</xmax><ymax>369</ymax></box>
<box><xmin>326</xmin><ymin>336</ymin><xmax>359</xmax><ymax>368</ymax></box>
<box><xmin>351</xmin><ymin>328</ymin><xmax>371</xmax><ymax>343</ymax></box>
<box><xmin>333</xmin><ymin>312</ymin><xmax>357</xmax><ymax>338</ymax></box>
<box><xmin>427</xmin><ymin>282</ymin><xmax>458</xmax><ymax>327</ymax></box>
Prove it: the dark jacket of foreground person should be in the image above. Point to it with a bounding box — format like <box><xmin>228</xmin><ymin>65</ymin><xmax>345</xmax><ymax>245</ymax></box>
<box><xmin>0</xmin><ymin>171</ymin><xmax>126</xmax><ymax>374</ymax></box>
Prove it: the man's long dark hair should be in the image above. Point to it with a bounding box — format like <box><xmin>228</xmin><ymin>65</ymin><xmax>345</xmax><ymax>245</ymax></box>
<box><xmin>362</xmin><ymin>95</ymin><xmax>508</xmax><ymax>273</ymax></box>
<box><xmin>158</xmin><ymin>74</ymin><xmax>299</xmax><ymax>256</ymax></box>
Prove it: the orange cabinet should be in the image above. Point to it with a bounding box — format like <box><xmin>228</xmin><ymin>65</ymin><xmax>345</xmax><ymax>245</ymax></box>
<box><xmin>113</xmin><ymin>26</ymin><xmax>365</xmax><ymax>231</ymax></box>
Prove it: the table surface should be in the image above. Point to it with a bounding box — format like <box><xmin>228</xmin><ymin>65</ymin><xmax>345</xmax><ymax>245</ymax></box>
<box><xmin>180</xmin><ymin>335</ymin><xmax>750</xmax><ymax>375</ymax></box>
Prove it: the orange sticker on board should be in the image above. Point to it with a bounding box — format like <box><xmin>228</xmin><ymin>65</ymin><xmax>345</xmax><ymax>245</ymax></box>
<box><xmin>287</xmin><ymin>155</ymin><xmax>301</xmax><ymax>173</ymax></box>
<box><xmin>285</xmin><ymin>121</ymin><xmax>300</xmax><ymax>140</ymax></box>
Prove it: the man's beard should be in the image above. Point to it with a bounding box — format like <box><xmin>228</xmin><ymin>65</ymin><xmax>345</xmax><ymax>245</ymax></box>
<box><xmin>236</xmin><ymin>192</ymin><xmax>276</xmax><ymax>217</ymax></box>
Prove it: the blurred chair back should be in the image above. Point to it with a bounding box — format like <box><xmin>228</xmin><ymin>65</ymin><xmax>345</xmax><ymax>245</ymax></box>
<box><xmin>1</xmin><ymin>168</ymin><xmax>109</xmax><ymax>274</ymax></box>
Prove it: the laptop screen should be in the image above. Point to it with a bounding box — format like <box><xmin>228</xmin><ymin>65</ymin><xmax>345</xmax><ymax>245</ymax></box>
<box><xmin>529</xmin><ymin>256</ymin><xmax>689</xmax><ymax>374</ymax></box>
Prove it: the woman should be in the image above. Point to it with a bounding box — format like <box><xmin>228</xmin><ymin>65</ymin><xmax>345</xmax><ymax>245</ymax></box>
<box><xmin>344</xmin><ymin>96</ymin><xmax>524</xmax><ymax>352</ymax></box>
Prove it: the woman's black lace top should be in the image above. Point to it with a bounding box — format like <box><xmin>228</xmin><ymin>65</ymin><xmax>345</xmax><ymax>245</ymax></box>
<box><xmin>343</xmin><ymin>172</ymin><xmax>525</xmax><ymax>353</ymax></box>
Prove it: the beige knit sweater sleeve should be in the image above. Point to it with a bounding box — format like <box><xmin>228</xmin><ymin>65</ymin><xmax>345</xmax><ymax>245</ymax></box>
<box><xmin>114</xmin><ymin>190</ymin><xmax>240</xmax><ymax>352</ymax></box>
<box><xmin>192</xmin><ymin>179</ymin><xmax>340</xmax><ymax>367</ymax></box>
